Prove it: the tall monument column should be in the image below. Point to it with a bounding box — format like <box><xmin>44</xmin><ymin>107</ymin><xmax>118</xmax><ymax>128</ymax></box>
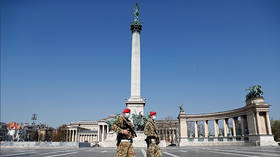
<box><xmin>126</xmin><ymin>3</ymin><xmax>145</xmax><ymax>115</ymax></box>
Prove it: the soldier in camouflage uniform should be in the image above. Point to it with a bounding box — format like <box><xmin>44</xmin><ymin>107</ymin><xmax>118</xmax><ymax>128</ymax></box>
<box><xmin>144</xmin><ymin>112</ymin><xmax>162</xmax><ymax>157</ymax></box>
<box><xmin>112</xmin><ymin>108</ymin><xmax>135</xmax><ymax>157</ymax></box>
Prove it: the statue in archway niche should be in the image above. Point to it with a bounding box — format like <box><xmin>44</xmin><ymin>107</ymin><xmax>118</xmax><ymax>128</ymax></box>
<box><xmin>246</xmin><ymin>85</ymin><xmax>263</xmax><ymax>100</ymax></box>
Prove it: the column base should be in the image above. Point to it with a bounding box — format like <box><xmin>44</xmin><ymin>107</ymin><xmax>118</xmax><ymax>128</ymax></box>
<box><xmin>125</xmin><ymin>99</ymin><xmax>145</xmax><ymax>115</ymax></box>
<box><xmin>249</xmin><ymin>135</ymin><xmax>278</xmax><ymax>146</ymax></box>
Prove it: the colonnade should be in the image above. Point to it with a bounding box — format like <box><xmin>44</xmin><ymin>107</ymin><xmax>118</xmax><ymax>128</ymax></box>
<box><xmin>65</xmin><ymin>123</ymin><xmax>109</xmax><ymax>143</ymax></box>
<box><xmin>178</xmin><ymin>97</ymin><xmax>276</xmax><ymax>146</ymax></box>
<box><xmin>79</xmin><ymin>133</ymin><xmax>97</xmax><ymax>142</ymax></box>
<box><xmin>65</xmin><ymin>129</ymin><xmax>79</xmax><ymax>142</ymax></box>
<box><xmin>159</xmin><ymin>128</ymin><xmax>177</xmax><ymax>143</ymax></box>
<box><xmin>98</xmin><ymin>124</ymin><xmax>108</xmax><ymax>142</ymax></box>
<box><xmin>184</xmin><ymin>116</ymin><xmax>251</xmax><ymax>139</ymax></box>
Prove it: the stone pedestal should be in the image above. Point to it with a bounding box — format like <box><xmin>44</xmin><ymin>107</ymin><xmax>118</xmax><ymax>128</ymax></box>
<box><xmin>99</xmin><ymin>131</ymin><xmax>166</xmax><ymax>148</ymax></box>
<box><xmin>126</xmin><ymin>100</ymin><xmax>145</xmax><ymax>116</ymax></box>
<box><xmin>249</xmin><ymin>135</ymin><xmax>278</xmax><ymax>146</ymax></box>
<box><xmin>98</xmin><ymin>132</ymin><xmax>117</xmax><ymax>147</ymax></box>
<box><xmin>246</xmin><ymin>97</ymin><xmax>267</xmax><ymax>106</ymax></box>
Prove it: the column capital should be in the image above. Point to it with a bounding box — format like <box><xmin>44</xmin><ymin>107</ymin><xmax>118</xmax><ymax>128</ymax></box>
<box><xmin>130</xmin><ymin>22</ymin><xmax>142</xmax><ymax>33</ymax></box>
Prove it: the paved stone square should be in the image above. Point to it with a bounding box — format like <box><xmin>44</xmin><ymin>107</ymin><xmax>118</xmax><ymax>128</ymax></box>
<box><xmin>1</xmin><ymin>146</ymin><xmax>280</xmax><ymax>157</ymax></box>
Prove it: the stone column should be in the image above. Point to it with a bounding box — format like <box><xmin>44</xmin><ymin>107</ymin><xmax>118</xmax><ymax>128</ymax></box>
<box><xmin>232</xmin><ymin>117</ymin><xmax>237</xmax><ymax>137</ymax></box>
<box><xmin>76</xmin><ymin>130</ymin><xmax>79</xmax><ymax>142</ymax></box>
<box><xmin>166</xmin><ymin>129</ymin><xmax>168</xmax><ymax>141</ymax></box>
<box><xmin>204</xmin><ymin>120</ymin><xmax>208</xmax><ymax>137</ymax></box>
<box><xmin>66</xmin><ymin>130</ymin><xmax>70</xmax><ymax>142</ymax></box>
<box><xmin>68</xmin><ymin>130</ymin><xmax>70</xmax><ymax>142</ymax></box>
<box><xmin>265</xmin><ymin>112</ymin><xmax>272</xmax><ymax>135</ymax></box>
<box><xmin>223</xmin><ymin>119</ymin><xmax>228</xmax><ymax>137</ymax></box>
<box><xmin>172</xmin><ymin>129</ymin><xmax>174</xmax><ymax>143</ymax></box>
<box><xmin>73</xmin><ymin>130</ymin><xmax>75</xmax><ymax>142</ymax></box>
<box><xmin>126</xmin><ymin>19</ymin><xmax>145</xmax><ymax>117</ymax></box>
<box><xmin>165</xmin><ymin>129</ymin><xmax>168</xmax><ymax>141</ymax></box>
<box><xmin>130</xmin><ymin>24</ymin><xmax>141</xmax><ymax>100</ymax></box>
<box><xmin>102</xmin><ymin>125</ymin><xmax>105</xmax><ymax>142</ymax></box>
<box><xmin>194</xmin><ymin>121</ymin><xmax>198</xmax><ymax>138</ymax></box>
<box><xmin>240</xmin><ymin>116</ymin><xmax>245</xmax><ymax>136</ymax></box>
<box><xmin>179</xmin><ymin>118</ymin><xmax>188</xmax><ymax>139</ymax></box>
<box><xmin>71</xmin><ymin>130</ymin><xmax>74</xmax><ymax>142</ymax></box>
<box><xmin>256</xmin><ymin>112</ymin><xmax>260</xmax><ymax>135</ymax></box>
<box><xmin>214</xmin><ymin>120</ymin><xmax>219</xmax><ymax>137</ymax></box>
<box><xmin>97</xmin><ymin>125</ymin><xmax>100</xmax><ymax>142</ymax></box>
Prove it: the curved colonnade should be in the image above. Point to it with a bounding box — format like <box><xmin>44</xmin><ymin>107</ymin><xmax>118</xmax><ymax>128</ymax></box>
<box><xmin>178</xmin><ymin>97</ymin><xmax>277</xmax><ymax>146</ymax></box>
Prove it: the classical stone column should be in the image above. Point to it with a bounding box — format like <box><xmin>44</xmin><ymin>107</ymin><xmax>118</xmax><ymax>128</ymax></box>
<box><xmin>232</xmin><ymin>117</ymin><xmax>237</xmax><ymax>136</ymax></box>
<box><xmin>204</xmin><ymin>120</ymin><xmax>208</xmax><ymax>137</ymax></box>
<box><xmin>240</xmin><ymin>116</ymin><xmax>245</xmax><ymax>136</ymax></box>
<box><xmin>68</xmin><ymin>130</ymin><xmax>70</xmax><ymax>142</ymax></box>
<box><xmin>194</xmin><ymin>121</ymin><xmax>198</xmax><ymax>138</ymax></box>
<box><xmin>73</xmin><ymin>130</ymin><xmax>76</xmax><ymax>142</ymax></box>
<box><xmin>130</xmin><ymin>27</ymin><xmax>141</xmax><ymax>100</ymax></box>
<box><xmin>165</xmin><ymin>129</ymin><xmax>168</xmax><ymax>141</ymax></box>
<box><xmin>214</xmin><ymin>120</ymin><xmax>219</xmax><ymax>137</ymax></box>
<box><xmin>172</xmin><ymin>129</ymin><xmax>174</xmax><ymax>143</ymax></box>
<box><xmin>265</xmin><ymin>112</ymin><xmax>272</xmax><ymax>135</ymax></box>
<box><xmin>76</xmin><ymin>130</ymin><xmax>79</xmax><ymax>142</ymax></box>
<box><xmin>223</xmin><ymin>119</ymin><xmax>228</xmax><ymax>137</ymax></box>
<box><xmin>126</xmin><ymin>13</ymin><xmax>145</xmax><ymax>116</ymax></box>
<box><xmin>72</xmin><ymin>130</ymin><xmax>74</xmax><ymax>142</ymax></box>
<box><xmin>102</xmin><ymin>125</ymin><xmax>105</xmax><ymax>142</ymax></box>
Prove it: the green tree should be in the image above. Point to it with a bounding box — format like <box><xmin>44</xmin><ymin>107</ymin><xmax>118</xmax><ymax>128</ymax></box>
<box><xmin>271</xmin><ymin>120</ymin><xmax>280</xmax><ymax>141</ymax></box>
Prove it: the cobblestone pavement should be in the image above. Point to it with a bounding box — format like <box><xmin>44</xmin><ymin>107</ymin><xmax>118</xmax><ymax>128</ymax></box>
<box><xmin>1</xmin><ymin>146</ymin><xmax>280</xmax><ymax>157</ymax></box>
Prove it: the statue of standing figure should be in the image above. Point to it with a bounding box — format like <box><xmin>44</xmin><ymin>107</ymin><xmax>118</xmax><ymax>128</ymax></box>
<box><xmin>179</xmin><ymin>104</ymin><xmax>184</xmax><ymax>112</ymax></box>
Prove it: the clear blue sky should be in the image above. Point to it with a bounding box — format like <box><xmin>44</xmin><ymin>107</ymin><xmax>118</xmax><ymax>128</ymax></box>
<box><xmin>1</xmin><ymin>0</ymin><xmax>280</xmax><ymax>127</ymax></box>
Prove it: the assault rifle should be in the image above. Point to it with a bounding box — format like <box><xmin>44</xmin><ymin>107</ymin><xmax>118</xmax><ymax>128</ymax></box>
<box><xmin>123</xmin><ymin>119</ymin><xmax>137</xmax><ymax>138</ymax></box>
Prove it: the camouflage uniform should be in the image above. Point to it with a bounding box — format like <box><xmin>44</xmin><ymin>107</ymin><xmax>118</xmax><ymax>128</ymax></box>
<box><xmin>144</xmin><ymin>119</ymin><xmax>162</xmax><ymax>157</ymax></box>
<box><xmin>112</xmin><ymin>116</ymin><xmax>135</xmax><ymax>157</ymax></box>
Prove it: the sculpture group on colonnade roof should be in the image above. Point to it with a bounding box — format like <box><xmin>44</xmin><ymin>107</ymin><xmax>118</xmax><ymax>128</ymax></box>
<box><xmin>246</xmin><ymin>85</ymin><xmax>263</xmax><ymax>100</ymax></box>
